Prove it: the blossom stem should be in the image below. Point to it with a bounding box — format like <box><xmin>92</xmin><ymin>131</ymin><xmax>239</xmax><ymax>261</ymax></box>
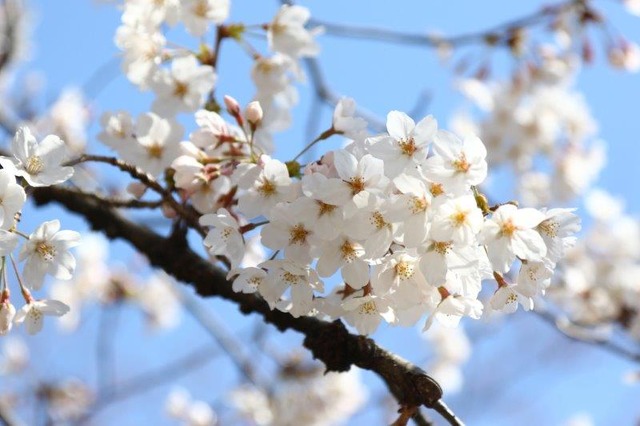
<box><xmin>291</xmin><ymin>127</ymin><xmax>336</xmax><ymax>161</ymax></box>
<box><xmin>8</xmin><ymin>254</ymin><xmax>30</xmax><ymax>303</ymax></box>
<box><xmin>239</xmin><ymin>220</ymin><xmax>269</xmax><ymax>234</ymax></box>
<box><xmin>11</xmin><ymin>229</ymin><xmax>30</xmax><ymax>240</ymax></box>
<box><xmin>0</xmin><ymin>257</ymin><xmax>6</xmax><ymax>293</ymax></box>
<box><xmin>64</xmin><ymin>154</ymin><xmax>205</xmax><ymax>236</ymax></box>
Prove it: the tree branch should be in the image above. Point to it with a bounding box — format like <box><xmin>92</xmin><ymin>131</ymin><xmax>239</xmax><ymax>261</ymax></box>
<box><xmin>31</xmin><ymin>185</ymin><xmax>455</xmax><ymax>423</ymax></box>
<box><xmin>534</xmin><ymin>309</ymin><xmax>640</xmax><ymax>363</ymax></box>
<box><xmin>311</xmin><ymin>0</ymin><xmax>585</xmax><ymax>49</ymax></box>
<box><xmin>64</xmin><ymin>154</ymin><xmax>204</xmax><ymax>236</ymax></box>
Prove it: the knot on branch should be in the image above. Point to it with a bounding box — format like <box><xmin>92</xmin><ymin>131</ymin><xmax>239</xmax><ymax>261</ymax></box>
<box><xmin>303</xmin><ymin>319</ymin><xmax>443</xmax><ymax>408</ymax></box>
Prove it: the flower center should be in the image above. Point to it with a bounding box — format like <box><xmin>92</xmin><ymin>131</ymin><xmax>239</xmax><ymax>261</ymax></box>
<box><xmin>173</xmin><ymin>81</ymin><xmax>189</xmax><ymax>99</ymax></box>
<box><xmin>257</xmin><ymin>179</ymin><xmax>276</xmax><ymax>197</ymax></box>
<box><xmin>316</xmin><ymin>201</ymin><xmax>337</xmax><ymax>217</ymax></box>
<box><xmin>411</xmin><ymin>196</ymin><xmax>428</xmax><ymax>214</ymax></box>
<box><xmin>26</xmin><ymin>156</ymin><xmax>45</xmax><ymax>175</ymax></box>
<box><xmin>398</xmin><ymin>138</ymin><xmax>417</xmax><ymax>157</ymax></box>
<box><xmin>192</xmin><ymin>0</ymin><xmax>209</xmax><ymax>17</ymax></box>
<box><xmin>247</xmin><ymin>276</ymin><xmax>262</xmax><ymax>290</ymax></box>
<box><xmin>340</xmin><ymin>241</ymin><xmax>357</xmax><ymax>262</ymax></box>
<box><xmin>500</xmin><ymin>219</ymin><xmax>518</xmax><ymax>237</ymax></box>
<box><xmin>370</xmin><ymin>211</ymin><xmax>388</xmax><ymax>230</ymax></box>
<box><xmin>271</xmin><ymin>22</ymin><xmax>286</xmax><ymax>35</ymax></box>
<box><xmin>429</xmin><ymin>182</ymin><xmax>444</xmax><ymax>197</ymax></box>
<box><xmin>36</xmin><ymin>242</ymin><xmax>56</xmax><ymax>262</ymax></box>
<box><xmin>452</xmin><ymin>153</ymin><xmax>471</xmax><ymax>173</ymax></box>
<box><xmin>537</xmin><ymin>220</ymin><xmax>558</xmax><ymax>238</ymax></box>
<box><xmin>289</xmin><ymin>224</ymin><xmax>310</xmax><ymax>245</ymax></box>
<box><xmin>282</xmin><ymin>271</ymin><xmax>300</xmax><ymax>285</ymax></box>
<box><xmin>220</xmin><ymin>227</ymin><xmax>233</xmax><ymax>241</ymax></box>
<box><xmin>451</xmin><ymin>211</ymin><xmax>468</xmax><ymax>227</ymax></box>
<box><xmin>395</xmin><ymin>261</ymin><xmax>414</xmax><ymax>280</ymax></box>
<box><xmin>28</xmin><ymin>306</ymin><xmax>43</xmax><ymax>321</ymax></box>
<box><xmin>347</xmin><ymin>176</ymin><xmax>365</xmax><ymax>195</ymax></box>
<box><xmin>433</xmin><ymin>241</ymin><xmax>452</xmax><ymax>255</ymax></box>
<box><xmin>147</xmin><ymin>143</ymin><xmax>164</xmax><ymax>159</ymax></box>
<box><xmin>359</xmin><ymin>300</ymin><xmax>377</xmax><ymax>315</ymax></box>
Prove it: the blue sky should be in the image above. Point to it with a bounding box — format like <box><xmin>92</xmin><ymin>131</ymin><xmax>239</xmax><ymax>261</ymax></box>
<box><xmin>9</xmin><ymin>0</ymin><xmax>640</xmax><ymax>424</ymax></box>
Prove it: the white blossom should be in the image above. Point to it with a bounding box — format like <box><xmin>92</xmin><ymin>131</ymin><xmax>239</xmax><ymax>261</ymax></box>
<box><xmin>19</xmin><ymin>220</ymin><xmax>81</xmax><ymax>290</ymax></box>
<box><xmin>481</xmin><ymin>204</ymin><xmax>546</xmax><ymax>273</ymax></box>
<box><xmin>0</xmin><ymin>127</ymin><xmax>74</xmax><ymax>187</ymax></box>
<box><xmin>200</xmin><ymin>208</ymin><xmax>244</xmax><ymax>269</ymax></box>
<box><xmin>14</xmin><ymin>299</ymin><xmax>70</xmax><ymax>335</ymax></box>
<box><xmin>151</xmin><ymin>56</ymin><xmax>216</xmax><ymax>115</ymax></box>
<box><xmin>267</xmin><ymin>5</ymin><xmax>321</xmax><ymax>58</ymax></box>
<box><xmin>179</xmin><ymin>0</ymin><xmax>229</xmax><ymax>37</ymax></box>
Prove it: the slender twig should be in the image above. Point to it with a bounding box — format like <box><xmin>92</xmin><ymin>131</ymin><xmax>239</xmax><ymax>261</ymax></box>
<box><xmin>534</xmin><ymin>310</ymin><xmax>640</xmax><ymax>363</ymax></box>
<box><xmin>77</xmin><ymin>345</ymin><xmax>220</xmax><ymax>425</ymax></box>
<box><xmin>64</xmin><ymin>154</ymin><xmax>204</xmax><ymax>236</ymax></box>
<box><xmin>81</xmin><ymin>56</ymin><xmax>121</xmax><ymax>100</ymax></box>
<box><xmin>0</xmin><ymin>399</ymin><xmax>22</xmax><ymax>426</ymax></box>
<box><xmin>303</xmin><ymin>57</ymin><xmax>386</xmax><ymax>132</ymax></box>
<box><xmin>412</xmin><ymin>409</ymin><xmax>434</xmax><ymax>426</ymax></box>
<box><xmin>180</xmin><ymin>288</ymin><xmax>262</xmax><ymax>386</ymax></box>
<box><xmin>311</xmin><ymin>0</ymin><xmax>583</xmax><ymax>49</ymax></box>
<box><xmin>96</xmin><ymin>304</ymin><xmax>121</xmax><ymax>396</ymax></box>
<box><xmin>433</xmin><ymin>400</ymin><xmax>464</xmax><ymax>426</ymax></box>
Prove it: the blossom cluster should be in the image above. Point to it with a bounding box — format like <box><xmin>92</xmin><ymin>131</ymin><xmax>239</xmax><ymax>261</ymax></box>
<box><xmin>108</xmin><ymin>0</ymin><xmax>322</xmax><ymax>170</ymax></box>
<box><xmin>548</xmin><ymin>189</ymin><xmax>640</xmax><ymax>341</ymax></box>
<box><xmin>188</xmin><ymin>102</ymin><xmax>579</xmax><ymax>335</ymax></box>
<box><xmin>228</xmin><ymin>359</ymin><xmax>366</xmax><ymax>426</ymax></box>
<box><xmin>93</xmin><ymin>2</ymin><xmax>584</xmax><ymax>337</ymax></box>
<box><xmin>0</xmin><ymin>126</ymin><xmax>80</xmax><ymax>335</ymax></box>
<box><xmin>454</xmin><ymin>51</ymin><xmax>605</xmax><ymax>206</ymax></box>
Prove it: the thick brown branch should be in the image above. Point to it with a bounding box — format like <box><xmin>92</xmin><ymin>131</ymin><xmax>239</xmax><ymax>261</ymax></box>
<box><xmin>31</xmin><ymin>185</ymin><xmax>450</xmax><ymax>422</ymax></box>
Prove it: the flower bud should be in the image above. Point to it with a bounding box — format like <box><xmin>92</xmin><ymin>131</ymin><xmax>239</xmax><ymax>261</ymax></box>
<box><xmin>0</xmin><ymin>297</ymin><xmax>16</xmax><ymax>335</ymax></box>
<box><xmin>127</xmin><ymin>182</ymin><xmax>148</xmax><ymax>199</ymax></box>
<box><xmin>245</xmin><ymin>101</ymin><xmax>263</xmax><ymax>127</ymax></box>
<box><xmin>608</xmin><ymin>41</ymin><xmax>640</xmax><ymax>72</ymax></box>
<box><xmin>162</xmin><ymin>203</ymin><xmax>178</xmax><ymax>219</ymax></box>
<box><xmin>223</xmin><ymin>95</ymin><xmax>241</xmax><ymax>116</ymax></box>
<box><xmin>224</xmin><ymin>95</ymin><xmax>244</xmax><ymax>127</ymax></box>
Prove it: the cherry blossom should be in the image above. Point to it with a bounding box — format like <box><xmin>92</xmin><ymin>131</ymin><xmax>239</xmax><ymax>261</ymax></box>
<box><xmin>368</xmin><ymin>111</ymin><xmax>437</xmax><ymax>178</ymax></box>
<box><xmin>237</xmin><ymin>156</ymin><xmax>298</xmax><ymax>219</ymax></box>
<box><xmin>122</xmin><ymin>112</ymin><xmax>184</xmax><ymax>177</ymax></box>
<box><xmin>0</xmin><ymin>170</ymin><xmax>25</xmax><ymax>230</ymax></box>
<box><xmin>179</xmin><ymin>0</ymin><xmax>230</xmax><ymax>37</ymax></box>
<box><xmin>0</xmin><ymin>293</ymin><xmax>15</xmax><ymax>335</ymax></box>
<box><xmin>19</xmin><ymin>220</ymin><xmax>81</xmax><ymax>290</ymax></box>
<box><xmin>267</xmin><ymin>5</ymin><xmax>321</xmax><ymax>58</ymax></box>
<box><xmin>151</xmin><ymin>56</ymin><xmax>216</xmax><ymax>116</ymax></box>
<box><xmin>0</xmin><ymin>126</ymin><xmax>74</xmax><ymax>187</ymax></box>
<box><xmin>200</xmin><ymin>208</ymin><xmax>244</xmax><ymax>269</ymax></box>
<box><xmin>423</xmin><ymin>130</ymin><xmax>487</xmax><ymax>191</ymax></box>
<box><xmin>13</xmin><ymin>299</ymin><xmax>70</xmax><ymax>335</ymax></box>
<box><xmin>481</xmin><ymin>204</ymin><xmax>547</xmax><ymax>273</ymax></box>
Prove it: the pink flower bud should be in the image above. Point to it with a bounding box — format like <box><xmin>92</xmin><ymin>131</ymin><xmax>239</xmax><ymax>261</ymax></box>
<box><xmin>223</xmin><ymin>95</ymin><xmax>241</xmax><ymax>116</ymax></box>
<box><xmin>162</xmin><ymin>203</ymin><xmax>178</xmax><ymax>219</ymax></box>
<box><xmin>127</xmin><ymin>182</ymin><xmax>148</xmax><ymax>199</ymax></box>
<box><xmin>245</xmin><ymin>101</ymin><xmax>263</xmax><ymax>126</ymax></box>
